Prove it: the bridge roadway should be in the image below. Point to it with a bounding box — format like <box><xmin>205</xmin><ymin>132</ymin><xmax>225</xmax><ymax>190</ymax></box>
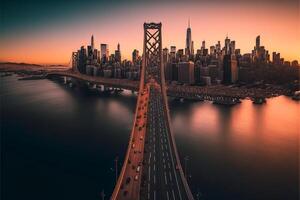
<box><xmin>111</xmin><ymin>83</ymin><xmax>150</xmax><ymax>199</ymax></box>
<box><xmin>47</xmin><ymin>70</ymin><xmax>276</xmax><ymax>99</ymax></box>
<box><xmin>140</xmin><ymin>83</ymin><xmax>190</xmax><ymax>200</ymax></box>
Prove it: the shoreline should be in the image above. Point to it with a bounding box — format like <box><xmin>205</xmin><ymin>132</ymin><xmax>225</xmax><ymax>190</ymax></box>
<box><xmin>0</xmin><ymin>64</ymin><xmax>298</xmax><ymax>102</ymax></box>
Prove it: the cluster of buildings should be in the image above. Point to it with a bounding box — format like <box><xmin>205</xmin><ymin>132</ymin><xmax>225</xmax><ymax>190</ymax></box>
<box><xmin>72</xmin><ymin>35</ymin><xmax>142</xmax><ymax>80</ymax></box>
<box><xmin>72</xmin><ymin>22</ymin><xmax>299</xmax><ymax>85</ymax></box>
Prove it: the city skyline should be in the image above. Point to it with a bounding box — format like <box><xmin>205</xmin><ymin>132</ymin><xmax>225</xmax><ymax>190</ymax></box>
<box><xmin>1</xmin><ymin>0</ymin><xmax>299</xmax><ymax>64</ymax></box>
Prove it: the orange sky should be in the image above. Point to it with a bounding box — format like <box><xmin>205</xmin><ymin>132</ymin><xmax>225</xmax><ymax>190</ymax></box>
<box><xmin>0</xmin><ymin>2</ymin><xmax>299</xmax><ymax>65</ymax></box>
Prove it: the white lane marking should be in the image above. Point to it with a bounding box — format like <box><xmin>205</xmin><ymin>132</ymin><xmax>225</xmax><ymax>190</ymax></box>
<box><xmin>148</xmin><ymin>152</ymin><xmax>152</xmax><ymax>164</ymax></box>
<box><xmin>172</xmin><ymin>189</ymin><xmax>176</xmax><ymax>200</ymax></box>
<box><xmin>165</xmin><ymin>130</ymin><xmax>183</xmax><ymax>200</ymax></box>
<box><xmin>164</xmin><ymin>172</ymin><xmax>168</xmax><ymax>184</ymax></box>
<box><xmin>148</xmin><ymin>183</ymin><xmax>150</xmax><ymax>199</ymax></box>
<box><xmin>154</xmin><ymin>190</ymin><xmax>156</xmax><ymax>200</ymax></box>
<box><xmin>166</xmin><ymin>191</ymin><xmax>170</xmax><ymax>200</ymax></box>
<box><xmin>154</xmin><ymin>174</ymin><xmax>156</xmax><ymax>184</ymax></box>
<box><xmin>148</xmin><ymin>165</ymin><xmax>151</xmax><ymax>181</ymax></box>
<box><xmin>154</xmin><ymin>163</ymin><xmax>156</xmax><ymax>171</ymax></box>
<box><xmin>169</xmin><ymin>171</ymin><xmax>173</xmax><ymax>181</ymax></box>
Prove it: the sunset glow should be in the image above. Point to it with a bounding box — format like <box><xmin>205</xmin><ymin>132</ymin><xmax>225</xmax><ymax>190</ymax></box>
<box><xmin>1</xmin><ymin>1</ymin><xmax>299</xmax><ymax>65</ymax></box>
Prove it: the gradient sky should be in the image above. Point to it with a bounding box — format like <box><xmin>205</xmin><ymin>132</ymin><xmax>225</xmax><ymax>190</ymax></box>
<box><xmin>0</xmin><ymin>0</ymin><xmax>299</xmax><ymax>65</ymax></box>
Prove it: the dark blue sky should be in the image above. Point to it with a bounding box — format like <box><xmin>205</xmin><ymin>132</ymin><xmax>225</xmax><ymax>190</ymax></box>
<box><xmin>1</xmin><ymin>0</ymin><xmax>298</xmax><ymax>38</ymax></box>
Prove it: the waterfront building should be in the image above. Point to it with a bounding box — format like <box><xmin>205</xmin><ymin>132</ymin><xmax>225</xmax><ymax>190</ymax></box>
<box><xmin>223</xmin><ymin>54</ymin><xmax>238</xmax><ymax>84</ymax></box>
<box><xmin>172</xmin><ymin>63</ymin><xmax>179</xmax><ymax>81</ymax></box>
<box><xmin>208</xmin><ymin>64</ymin><xmax>219</xmax><ymax>83</ymax></box>
<box><xmin>178</xmin><ymin>61</ymin><xmax>195</xmax><ymax>84</ymax></box>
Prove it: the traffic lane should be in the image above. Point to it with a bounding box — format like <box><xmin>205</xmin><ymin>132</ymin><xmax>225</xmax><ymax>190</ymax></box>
<box><xmin>117</xmin><ymin>88</ymin><xmax>149</xmax><ymax>199</ymax></box>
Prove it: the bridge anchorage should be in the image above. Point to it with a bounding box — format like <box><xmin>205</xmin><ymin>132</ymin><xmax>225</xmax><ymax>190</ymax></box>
<box><xmin>111</xmin><ymin>23</ymin><xmax>194</xmax><ymax>200</ymax></box>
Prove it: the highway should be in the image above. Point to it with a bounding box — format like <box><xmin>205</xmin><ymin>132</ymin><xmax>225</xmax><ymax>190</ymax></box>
<box><xmin>140</xmin><ymin>83</ymin><xmax>189</xmax><ymax>200</ymax></box>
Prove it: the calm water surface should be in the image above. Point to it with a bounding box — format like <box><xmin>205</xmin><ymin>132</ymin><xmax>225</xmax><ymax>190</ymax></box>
<box><xmin>1</xmin><ymin>75</ymin><xmax>299</xmax><ymax>200</ymax></box>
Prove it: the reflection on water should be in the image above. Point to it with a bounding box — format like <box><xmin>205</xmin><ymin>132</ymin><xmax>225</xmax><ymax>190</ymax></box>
<box><xmin>170</xmin><ymin>96</ymin><xmax>299</xmax><ymax>200</ymax></box>
<box><xmin>1</xmin><ymin>75</ymin><xmax>299</xmax><ymax>200</ymax></box>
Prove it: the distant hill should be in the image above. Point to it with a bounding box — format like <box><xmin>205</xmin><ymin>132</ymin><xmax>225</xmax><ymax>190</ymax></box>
<box><xmin>0</xmin><ymin>62</ymin><xmax>43</xmax><ymax>67</ymax></box>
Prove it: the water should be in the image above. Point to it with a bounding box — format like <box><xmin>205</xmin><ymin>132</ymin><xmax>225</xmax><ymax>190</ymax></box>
<box><xmin>1</xmin><ymin>75</ymin><xmax>299</xmax><ymax>200</ymax></box>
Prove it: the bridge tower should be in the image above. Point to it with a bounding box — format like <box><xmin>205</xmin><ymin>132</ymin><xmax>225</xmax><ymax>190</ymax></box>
<box><xmin>142</xmin><ymin>23</ymin><xmax>163</xmax><ymax>84</ymax></box>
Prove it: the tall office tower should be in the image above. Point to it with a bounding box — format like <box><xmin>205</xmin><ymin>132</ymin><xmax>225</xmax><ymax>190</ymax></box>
<box><xmin>91</xmin><ymin>35</ymin><xmax>94</xmax><ymax>50</ymax></box>
<box><xmin>210</xmin><ymin>46</ymin><xmax>216</xmax><ymax>55</ymax></box>
<box><xmin>132</xmin><ymin>49</ymin><xmax>139</xmax><ymax>64</ymax></box>
<box><xmin>87</xmin><ymin>45</ymin><xmax>93</xmax><ymax>60</ymax></box>
<box><xmin>177</xmin><ymin>49</ymin><xmax>184</xmax><ymax>62</ymax></box>
<box><xmin>235</xmin><ymin>49</ymin><xmax>241</xmax><ymax>55</ymax></box>
<box><xmin>163</xmin><ymin>48</ymin><xmax>169</xmax><ymax>64</ymax></box>
<box><xmin>216</xmin><ymin>41</ymin><xmax>221</xmax><ymax>54</ymax></box>
<box><xmin>223</xmin><ymin>54</ymin><xmax>238</xmax><ymax>84</ymax></box>
<box><xmin>201</xmin><ymin>40</ymin><xmax>205</xmax><ymax>49</ymax></box>
<box><xmin>115</xmin><ymin>43</ymin><xmax>121</xmax><ymax>63</ymax></box>
<box><xmin>170</xmin><ymin>46</ymin><xmax>176</xmax><ymax>62</ymax></box>
<box><xmin>191</xmin><ymin>41</ymin><xmax>194</xmax><ymax>56</ymax></box>
<box><xmin>178</xmin><ymin>61</ymin><xmax>195</xmax><ymax>85</ymax></box>
<box><xmin>93</xmin><ymin>49</ymin><xmax>98</xmax><ymax>61</ymax></box>
<box><xmin>272</xmin><ymin>52</ymin><xmax>281</xmax><ymax>65</ymax></box>
<box><xmin>100</xmin><ymin>44</ymin><xmax>109</xmax><ymax>63</ymax></box>
<box><xmin>185</xmin><ymin>19</ymin><xmax>192</xmax><ymax>59</ymax></box>
<box><xmin>163</xmin><ymin>48</ymin><xmax>169</xmax><ymax>78</ymax></box>
<box><xmin>72</xmin><ymin>51</ymin><xmax>78</xmax><ymax>71</ymax></box>
<box><xmin>256</xmin><ymin>35</ymin><xmax>260</xmax><ymax>49</ymax></box>
<box><xmin>200</xmin><ymin>40</ymin><xmax>205</xmax><ymax>55</ymax></box>
<box><xmin>230</xmin><ymin>41</ymin><xmax>235</xmax><ymax>54</ymax></box>
<box><xmin>225</xmin><ymin>36</ymin><xmax>231</xmax><ymax>55</ymax></box>
<box><xmin>78</xmin><ymin>46</ymin><xmax>87</xmax><ymax>74</ymax></box>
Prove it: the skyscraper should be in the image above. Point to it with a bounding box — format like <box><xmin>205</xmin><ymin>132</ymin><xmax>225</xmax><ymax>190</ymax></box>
<box><xmin>225</xmin><ymin>36</ymin><xmax>231</xmax><ymax>55</ymax></box>
<box><xmin>132</xmin><ymin>49</ymin><xmax>139</xmax><ymax>64</ymax></box>
<box><xmin>256</xmin><ymin>35</ymin><xmax>260</xmax><ymax>50</ymax></box>
<box><xmin>91</xmin><ymin>35</ymin><xmax>94</xmax><ymax>51</ymax></box>
<box><xmin>185</xmin><ymin>19</ymin><xmax>192</xmax><ymax>59</ymax></box>
<box><xmin>115</xmin><ymin>43</ymin><xmax>121</xmax><ymax>63</ymax></box>
<box><xmin>178</xmin><ymin>61</ymin><xmax>195</xmax><ymax>84</ymax></box>
<box><xmin>100</xmin><ymin>44</ymin><xmax>109</xmax><ymax>63</ymax></box>
<box><xmin>223</xmin><ymin>54</ymin><xmax>238</xmax><ymax>84</ymax></box>
<box><xmin>170</xmin><ymin>46</ymin><xmax>176</xmax><ymax>62</ymax></box>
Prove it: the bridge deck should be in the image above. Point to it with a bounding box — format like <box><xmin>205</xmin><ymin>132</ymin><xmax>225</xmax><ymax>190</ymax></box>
<box><xmin>140</xmin><ymin>84</ymin><xmax>189</xmax><ymax>200</ymax></box>
<box><xmin>112</xmin><ymin>85</ymin><xmax>150</xmax><ymax>199</ymax></box>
